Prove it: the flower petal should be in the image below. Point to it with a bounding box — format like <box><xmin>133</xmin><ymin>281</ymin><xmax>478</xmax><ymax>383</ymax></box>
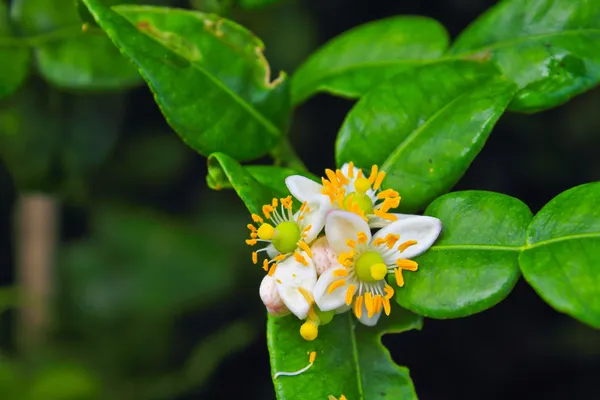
<box><xmin>358</xmin><ymin>304</ymin><xmax>382</xmax><ymax>326</ymax></box>
<box><xmin>311</xmin><ymin>236</ymin><xmax>342</xmax><ymax>276</ymax></box>
<box><xmin>368</xmin><ymin>213</ymin><xmax>419</xmax><ymax>229</ymax></box>
<box><xmin>273</xmin><ymin>253</ymin><xmax>317</xmax><ymax>319</ymax></box>
<box><xmin>313</xmin><ymin>267</ymin><xmax>348</xmax><ymax>312</ymax></box>
<box><xmin>285</xmin><ymin>175</ymin><xmax>323</xmax><ymax>203</ymax></box>
<box><xmin>325</xmin><ymin>210</ymin><xmax>371</xmax><ymax>255</ymax></box>
<box><xmin>300</xmin><ymin>194</ymin><xmax>331</xmax><ymax>243</ymax></box>
<box><xmin>372</xmin><ymin>215</ymin><xmax>442</xmax><ymax>260</ymax></box>
<box><xmin>259</xmin><ymin>275</ymin><xmax>290</xmax><ymax>317</ymax></box>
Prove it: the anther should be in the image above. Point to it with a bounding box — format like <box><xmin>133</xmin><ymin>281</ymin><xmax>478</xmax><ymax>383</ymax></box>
<box><xmin>398</xmin><ymin>240</ymin><xmax>418</xmax><ymax>252</ymax></box>
<box><xmin>327</xmin><ymin>279</ymin><xmax>346</xmax><ymax>294</ymax></box>
<box><xmin>252</xmin><ymin>252</ymin><xmax>258</xmax><ymax>264</ymax></box>
<box><xmin>345</xmin><ymin>284</ymin><xmax>356</xmax><ymax>305</ymax></box>
<box><xmin>245</xmin><ymin>239</ymin><xmax>257</xmax><ymax>246</ymax></box>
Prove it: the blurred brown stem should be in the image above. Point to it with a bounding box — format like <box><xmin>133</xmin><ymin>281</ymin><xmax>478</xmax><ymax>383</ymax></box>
<box><xmin>14</xmin><ymin>194</ymin><xmax>58</xmax><ymax>350</ymax></box>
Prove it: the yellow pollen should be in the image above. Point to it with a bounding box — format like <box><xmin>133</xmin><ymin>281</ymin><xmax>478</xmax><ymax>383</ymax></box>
<box><xmin>383</xmin><ymin>297</ymin><xmax>391</xmax><ymax>315</ymax></box>
<box><xmin>297</xmin><ymin>241</ymin><xmax>312</xmax><ymax>258</ymax></box>
<box><xmin>303</xmin><ymin>224</ymin><xmax>312</xmax><ymax>233</ymax></box>
<box><xmin>365</xmin><ymin>292</ymin><xmax>374</xmax><ymax>317</ymax></box>
<box><xmin>247</xmin><ymin>224</ymin><xmax>257</xmax><ymax>232</ymax></box>
<box><xmin>377</xmin><ymin>189</ymin><xmax>399</xmax><ymax>199</ymax></box>
<box><xmin>268</xmin><ymin>263</ymin><xmax>277</xmax><ymax>276</ymax></box>
<box><xmin>375</xmin><ymin>294</ymin><xmax>383</xmax><ymax>313</ymax></box>
<box><xmin>262</xmin><ymin>204</ymin><xmax>274</xmax><ymax>219</ymax></box>
<box><xmin>251</xmin><ymin>232</ymin><xmax>258</xmax><ymax>239</ymax></box>
<box><xmin>396</xmin><ymin>259</ymin><xmax>419</xmax><ymax>271</ymax></box>
<box><xmin>336</xmin><ymin>169</ymin><xmax>349</xmax><ymax>184</ymax></box>
<box><xmin>252</xmin><ymin>252</ymin><xmax>258</xmax><ymax>264</ymax></box>
<box><xmin>272</xmin><ymin>198</ymin><xmax>278</xmax><ymax>207</ymax></box>
<box><xmin>373</xmin><ymin>210</ymin><xmax>398</xmax><ymax>221</ymax></box>
<box><xmin>251</xmin><ymin>214</ymin><xmax>263</xmax><ymax>223</ymax></box>
<box><xmin>294</xmin><ymin>252</ymin><xmax>309</xmax><ymax>266</ymax></box>
<box><xmin>356</xmin><ymin>169</ymin><xmax>364</xmax><ymax>179</ymax></box>
<box><xmin>281</xmin><ymin>196</ymin><xmax>293</xmax><ymax>209</ymax></box>
<box><xmin>276</xmin><ymin>278</ymin><xmax>282</xmax><ymax>284</ymax></box>
<box><xmin>347</xmin><ymin>162</ymin><xmax>354</xmax><ymax>178</ymax></box>
<box><xmin>338</xmin><ymin>251</ymin><xmax>354</xmax><ymax>267</ymax></box>
<box><xmin>384</xmin><ymin>233</ymin><xmax>400</xmax><ymax>249</ymax></box>
<box><xmin>345</xmin><ymin>284</ymin><xmax>356</xmax><ymax>305</ymax></box>
<box><xmin>370</xmin><ymin>263</ymin><xmax>388</xmax><ymax>280</ymax></box>
<box><xmin>384</xmin><ymin>284</ymin><xmax>394</xmax><ymax>299</ymax></box>
<box><xmin>309</xmin><ymin>351</ymin><xmax>316</xmax><ymax>363</ymax></box>
<box><xmin>394</xmin><ymin>268</ymin><xmax>404</xmax><ymax>287</ymax></box>
<box><xmin>354</xmin><ymin>295</ymin><xmax>363</xmax><ymax>318</ymax></box>
<box><xmin>274</xmin><ymin>254</ymin><xmax>286</xmax><ymax>262</ymax></box>
<box><xmin>262</xmin><ymin>260</ymin><xmax>269</xmax><ymax>271</ymax></box>
<box><xmin>373</xmin><ymin>171</ymin><xmax>386</xmax><ymax>190</ymax></box>
<box><xmin>353</xmin><ymin>177</ymin><xmax>371</xmax><ymax>193</ymax></box>
<box><xmin>325</xmin><ymin>169</ymin><xmax>338</xmax><ymax>184</ymax></box>
<box><xmin>398</xmin><ymin>240</ymin><xmax>418</xmax><ymax>252</ymax></box>
<box><xmin>300</xmin><ymin>321</ymin><xmax>318</xmax><ymax>341</ymax></box>
<box><xmin>368</xmin><ymin>165</ymin><xmax>378</xmax><ymax>184</ymax></box>
<box><xmin>257</xmin><ymin>223</ymin><xmax>275</xmax><ymax>240</ymax></box>
<box><xmin>299</xmin><ymin>201</ymin><xmax>307</xmax><ymax>212</ymax></box>
<box><xmin>297</xmin><ymin>287</ymin><xmax>314</xmax><ymax>305</ymax></box>
<box><xmin>357</xmin><ymin>232</ymin><xmax>368</xmax><ymax>244</ymax></box>
<box><xmin>372</xmin><ymin>238</ymin><xmax>385</xmax><ymax>247</ymax></box>
<box><xmin>346</xmin><ymin>239</ymin><xmax>356</xmax><ymax>248</ymax></box>
<box><xmin>245</xmin><ymin>239</ymin><xmax>257</xmax><ymax>246</ymax></box>
<box><xmin>333</xmin><ymin>269</ymin><xmax>348</xmax><ymax>277</ymax></box>
<box><xmin>328</xmin><ymin>279</ymin><xmax>346</xmax><ymax>294</ymax></box>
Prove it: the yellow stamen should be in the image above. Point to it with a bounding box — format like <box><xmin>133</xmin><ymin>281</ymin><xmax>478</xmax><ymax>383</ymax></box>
<box><xmin>356</xmin><ymin>169</ymin><xmax>364</xmax><ymax>179</ymax></box>
<box><xmin>251</xmin><ymin>232</ymin><xmax>258</xmax><ymax>239</ymax></box>
<box><xmin>358</xmin><ymin>232</ymin><xmax>368</xmax><ymax>244</ymax></box>
<box><xmin>346</xmin><ymin>239</ymin><xmax>356</xmax><ymax>248</ymax></box>
<box><xmin>398</xmin><ymin>240</ymin><xmax>418</xmax><ymax>252</ymax></box>
<box><xmin>345</xmin><ymin>284</ymin><xmax>356</xmax><ymax>305</ymax></box>
<box><xmin>297</xmin><ymin>241</ymin><xmax>312</xmax><ymax>258</ymax></box>
<box><xmin>395</xmin><ymin>268</ymin><xmax>404</xmax><ymax>287</ymax></box>
<box><xmin>308</xmin><ymin>306</ymin><xmax>318</xmax><ymax>322</ymax></box>
<box><xmin>334</xmin><ymin>269</ymin><xmax>348</xmax><ymax>277</ymax></box>
<box><xmin>373</xmin><ymin>210</ymin><xmax>398</xmax><ymax>221</ymax></box>
<box><xmin>303</xmin><ymin>224</ymin><xmax>312</xmax><ymax>233</ymax></box>
<box><xmin>281</xmin><ymin>196</ymin><xmax>293</xmax><ymax>210</ymax></box>
<box><xmin>338</xmin><ymin>251</ymin><xmax>354</xmax><ymax>267</ymax></box>
<box><xmin>247</xmin><ymin>224</ymin><xmax>257</xmax><ymax>232</ymax></box>
<box><xmin>274</xmin><ymin>254</ymin><xmax>286</xmax><ymax>262</ymax></box>
<box><xmin>396</xmin><ymin>259</ymin><xmax>418</xmax><ymax>271</ymax></box>
<box><xmin>336</xmin><ymin>169</ymin><xmax>349</xmax><ymax>184</ymax></box>
<box><xmin>368</xmin><ymin>165</ymin><xmax>378</xmax><ymax>184</ymax></box>
<box><xmin>384</xmin><ymin>284</ymin><xmax>394</xmax><ymax>299</ymax></box>
<box><xmin>294</xmin><ymin>252</ymin><xmax>309</xmax><ymax>266</ymax></box>
<box><xmin>325</xmin><ymin>169</ymin><xmax>338</xmax><ymax>184</ymax></box>
<box><xmin>252</xmin><ymin>252</ymin><xmax>258</xmax><ymax>264</ymax></box>
<box><xmin>372</xmin><ymin>238</ymin><xmax>385</xmax><ymax>247</ymax></box>
<box><xmin>262</xmin><ymin>205</ymin><xmax>274</xmax><ymax>219</ymax></box>
<box><xmin>262</xmin><ymin>259</ymin><xmax>269</xmax><ymax>271</ymax></box>
<box><xmin>299</xmin><ymin>201</ymin><xmax>307</xmax><ymax>212</ymax></box>
<box><xmin>273</xmin><ymin>351</ymin><xmax>316</xmax><ymax>378</ymax></box>
<box><xmin>272</xmin><ymin>198</ymin><xmax>278</xmax><ymax>207</ymax></box>
<box><xmin>245</xmin><ymin>239</ymin><xmax>257</xmax><ymax>246</ymax></box>
<box><xmin>377</xmin><ymin>189</ymin><xmax>399</xmax><ymax>199</ymax></box>
<box><xmin>298</xmin><ymin>287</ymin><xmax>314</xmax><ymax>305</ymax></box>
<box><xmin>328</xmin><ymin>279</ymin><xmax>346</xmax><ymax>294</ymax></box>
<box><xmin>347</xmin><ymin>162</ymin><xmax>354</xmax><ymax>178</ymax></box>
<box><xmin>383</xmin><ymin>297</ymin><xmax>391</xmax><ymax>316</ymax></box>
<box><xmin>365</xmin><ymin>292</ymin><xmax>374</xmax><ymax>317</ymax></box>
<box><xmin>268</xmin><ymin>263</ymin><xmax>277</xmax><ymax>276</ymax></box>
<box><xmin>354</xmin><ymin>295</ymin><xmax>363</xmax><ymax>318</ymax></box>
<box><xmin>251</xmin><ymin>214</ymin><xmax>263</xmax><ymax>223</ymax></box>
<box><xmin>373</xmin><ymin>171</ymin><xmax>386</xmax><ymax>190</ymax></box>
<box><xmin>375</xmin><ymin>294</ymin><xmax>383</xmax><ymax>313</ymax></box>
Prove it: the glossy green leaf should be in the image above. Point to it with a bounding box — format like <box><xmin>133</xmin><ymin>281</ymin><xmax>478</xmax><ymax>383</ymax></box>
<box><xmin>11</xmin><ymin>0</ymin><xmax>141</xmax><ymax>90</ymax></box>
<box><xmin>82</xmin><ymin>1</ymin><xmax>290</xmax><ymax>161</ymax></box>
<box><xmin>520</xmin><ymin>182</ymin><xmax>600</xmax><ymax>329</ymax></box>
<box><xmin>207</xmin><ymin>152</ymin><xmax>277</xmax><ymax>214</ymax></box>
<box><xmin>268</xmin><ymin>309</ymin><xmax>421</xmax><ymax>399</ymax></box>
<box><xmin>237</xmin><ymin>0</ymin><xmax>281</xmax><ymax>9</ymax></box>
<box><xmin>292</xmin><ymin>16</ymin><xmax>449</xmax><ymax>105</ymax></box>
<box><xmin>451</xmin><ymin>0</ymin><xmax>600</xmax><ymax>113</ymax></box>
<box><xmin>336</xmin><ymin>61</ymin><xmax>517</xmax><ymax>212</ymax></box>
<box><xmin>395</xmin><ymin>191</ymin><xmax>532</xmax><ymax>318</ymax></box>
<box><xmin>0</xmin><ymin>2</ymin><xmax>30</xmax><ymax>99</ymax></box>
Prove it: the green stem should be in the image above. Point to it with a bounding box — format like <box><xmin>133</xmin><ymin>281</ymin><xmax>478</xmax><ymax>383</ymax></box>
<box><xmin>0</xmin><ymin>24</ymin><xmax>105</xmax><ymax>48</ymax></box>
<box><xmin>270</xmin><ymin>137</ymin><xmax>308</xmax><ymax>173</ymax></box>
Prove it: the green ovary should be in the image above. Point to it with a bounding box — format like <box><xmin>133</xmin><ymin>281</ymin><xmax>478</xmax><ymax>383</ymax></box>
<box><xmin>355</xmin><ymin>251</ymin><xmax>387</xmax><ymax>282</ymax></box>
<box><xmin>272</xmin><ymin>221</ymin><xmax>301</xmax><ymax>253</ymax></box>
<box><xmin>343</xmin><ymin>192</ymin><xmax>373</xmax><ymax>215</ymax></box>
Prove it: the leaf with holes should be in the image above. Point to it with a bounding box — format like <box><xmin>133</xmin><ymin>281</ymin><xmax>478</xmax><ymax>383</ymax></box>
<box><xmin>268</xmin><ymin>309</ymin><xmax>421</xmax><ymax>399</ymax></box>
<box><xmin>451</xmin><ymin>0</ymin><xmax>600</xmax><ymax>113</ymax></box>
<box><xmin>520</xmin><ymin>182</ymin><xmax>600</xmax><ymax>329</ymax></box>
<box><xmin>336</xmin><ymin>60</ymin><xmax>517</xmax><ymax>212</ymax></box>
<box><xmin>82</xmin><ymin>0</ymin><xmax>290</xmax><ymax>161</ymax></box>
<box><xmin>394</xmin><ymin>191</ymin><xmax>532</xmax><ymax>318</ymax></box>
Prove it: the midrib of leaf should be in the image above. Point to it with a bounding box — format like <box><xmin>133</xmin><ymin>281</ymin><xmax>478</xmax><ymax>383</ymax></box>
<box><xmin>117</xmin><ymin>11</ymin><xmax>282</xmax><ymax>139</ymax></box>
<box><xmin>525</xmin><ymin>231</ymin><xmax>600</xmax><ymax>249</ymax></box>
<box><xmin>380</xmin><ymin>90</ymin><xmax>469</xmax><ymax>173</ymax></box>
<box><xmin>452</xmin><ymin>28</ymin><xmax>600</xmax><ymax>56</ymax></box>
<box><xmin>346</xmin><ymin>312</ymin><xmax>365</xmax><ymax>399</ymax></box>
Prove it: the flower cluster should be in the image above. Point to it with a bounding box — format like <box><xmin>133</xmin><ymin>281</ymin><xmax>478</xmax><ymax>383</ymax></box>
<box><xmin>248</xmin><ymin>163</ymin><xmax>442</xmax><ymax>340</ymax></box>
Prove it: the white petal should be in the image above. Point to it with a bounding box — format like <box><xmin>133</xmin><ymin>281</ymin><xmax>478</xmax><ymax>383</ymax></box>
<box><xmin>259</xmin><ymin>275</ymin><xmax>290</xmax><ymax>317</ymax></box>
<box><xmin>285</xmin><ymin>175</ymin><xmax>323</xmax><ymax>203</ymax></box>
<box><xmin>272</xmin><ymin>253</ymin><xmax>317</xmax><ymax>319</ymax></box>
<box><xmin>313</xmin><ymin>267</ymin><xmax>348</xmax><ymax>312</ymax></box>
<box><xmin>325</xmin><ymin>210</ymin><xmax>371</xmax><ymax>255</ymax></box>
<box><xmin>300</xmin><ymin>194</ymin><xmax>331</xmax><ymax>243</ymax></box>
<box><xmin>358</xmin><ymin>305</ymin><xmax>382</xmax><ymax>326</ymax></box>
<box><xmin>372</xmin><ymin>215</ymin><xmax>442</xmax><ymax>260</ymax></box>
<box><xmin>368</xmin><ymin>213</ymin><xmax>419</xmax><ymax>229</ymax></box>
<box><xmin>266</xmin><ymin>244</ymin><xmax>279</xmax><ymax>258</ymax></box>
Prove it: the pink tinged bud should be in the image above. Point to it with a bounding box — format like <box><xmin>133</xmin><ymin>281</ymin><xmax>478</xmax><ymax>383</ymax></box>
<box><xmin>259</xmin><ymin>275</ymin><xmax>290</xmax><ymax>317</ymax></box>
<box><xmin>310</xmin><ymin>236</ymin><xmax>342</xmax><ymax>276</ymax></box>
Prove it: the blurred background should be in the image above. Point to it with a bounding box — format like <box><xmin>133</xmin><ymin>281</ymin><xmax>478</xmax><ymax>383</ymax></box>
<box><xmin>1</xmin><ymin>0</ymin><xmax>599</xmax><ymax>399</ymax></box>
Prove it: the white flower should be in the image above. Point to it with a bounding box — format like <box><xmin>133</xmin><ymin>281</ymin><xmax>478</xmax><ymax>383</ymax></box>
<box><xmin>313</xmin><ymin>210</ymin><xmax>442</xmax><ymax>326</ymax></box>
<box><xmin>286</xmin><ymin>163</ymin><xmax>412</xmax><ymax>228</ymax></box>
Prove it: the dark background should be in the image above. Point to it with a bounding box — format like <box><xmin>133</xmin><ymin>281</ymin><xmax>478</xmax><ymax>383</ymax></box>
<box><xmin>1</xmin><ymin>0</ymin><xmax>600</xmax><ymax>399</ymax></box>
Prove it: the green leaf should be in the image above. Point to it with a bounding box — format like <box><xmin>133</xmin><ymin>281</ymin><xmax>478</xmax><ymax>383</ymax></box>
<box><xmin>82</xmin><ymin>1</ymin><xmax>291</xmax><ymax>161</ymax></box>
<box><xmin>292</xmin><ymin>16</ymin><xmax>449</xmax><ymax>105</ymax></box>
<box><xmin>11</xmin><ymin>0</ymin><xmax>141</xmax><ymax>91</ymax></box>
<box><xmin>237</xmin><ymin>0</ymin><xmax>282</xmax><ymax>9</ymax></box>
<box><xmin>395</xmin><ymin>191</ymin><xmax>532</xmax><ymax>318</ymax></box>
<box><xmin>0</xmin><ymin>286</ymin><xmax>19</xmax><ymax>315</ymax></box>
<box><xmin>450</xmin><ymin>0</ymin><xmax>600</xmax><ymax>113</ymax></box>
<box><xmin>268</xmin><ymin>309</ymin><xmax>421</xmax><ymax>400</ymax></box>
<box><xmin>207</xmin><ymin>152</ymin><xmax>278</xmax><ymax>214</ymax></box>
<box><xmin>0</xmin><ymin>2</ymin><xmax>30</xmax><ymax>99</ymax></box>
<box><xmin>336</xmin><ymin>61</ymin><xmax>517</xmax><ymax>212</ymax></box>
<box><xmin>520</xmin><ymin>182</ymin><xmax>600</xmax><ymax>329</ymax></box>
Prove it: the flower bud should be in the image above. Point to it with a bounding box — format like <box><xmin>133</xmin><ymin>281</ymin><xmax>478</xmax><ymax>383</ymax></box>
<box><xmin>259</xmin><ymin>275</ymin><xmax>290</xmax><ymax>317</ymax></box>
<box><xmin>310</xmin><ymin>236</ymin><xmax>342</xmax><ymax>275</ymax></box>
